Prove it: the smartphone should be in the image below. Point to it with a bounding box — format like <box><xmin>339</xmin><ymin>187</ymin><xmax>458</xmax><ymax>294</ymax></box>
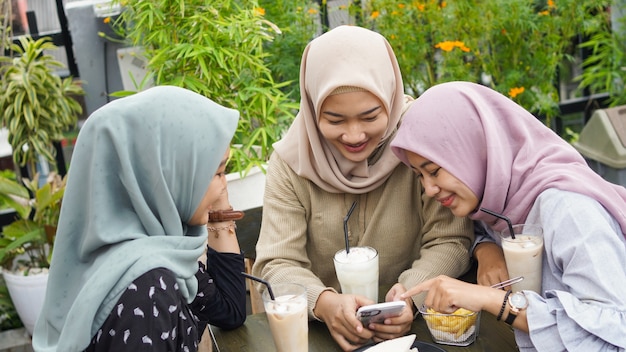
<box><xmin>356</xmin><ymin>301</ymin><xmax>407</xmax><ymax>325</ymax></box>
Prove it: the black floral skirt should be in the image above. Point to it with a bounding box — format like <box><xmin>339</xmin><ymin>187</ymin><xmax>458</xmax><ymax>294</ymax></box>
<box><xmin>85</xmin><ymin>267</ymin><xmax>199</xmax><ymax>352</ymax></box>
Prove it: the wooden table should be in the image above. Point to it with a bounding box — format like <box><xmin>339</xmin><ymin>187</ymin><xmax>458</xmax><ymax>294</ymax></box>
<box><xmin>210</xmin><ymin>310</ymin><xmax>518</xmax><ymax>352</ymax></box>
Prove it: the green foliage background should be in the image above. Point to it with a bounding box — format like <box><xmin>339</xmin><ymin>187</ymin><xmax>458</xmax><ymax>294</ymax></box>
<box><xmin>111</xmin><ymin>0</ymin><xmax>623</xmax><ymax>151</ymax></box>
<box><xmin>361</xmin><ymin>0</ymin><xmax>612</xmax><ymax>123</ymax></box>
<box><xmin>116</xmin><ymin>0</ymin><xmax>304</xmax><ymax>173</ymax></box>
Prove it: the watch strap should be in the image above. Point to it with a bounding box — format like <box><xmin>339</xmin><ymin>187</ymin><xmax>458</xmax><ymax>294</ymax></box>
<box><xmin>208</xmin><ymin>208</ymin><xmax>245</xmax><ymax>222</ymax></box>
<box><xmin>504</xmin><ymin>310</ymin><xmax>517</xmax><ymax>325</ymax></box>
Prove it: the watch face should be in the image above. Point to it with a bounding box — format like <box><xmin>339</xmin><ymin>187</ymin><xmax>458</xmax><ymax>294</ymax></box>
<box><xmin>509</xmin><ymin>292</ymin><xmax>529</xmax><ymax>310</ymax></box>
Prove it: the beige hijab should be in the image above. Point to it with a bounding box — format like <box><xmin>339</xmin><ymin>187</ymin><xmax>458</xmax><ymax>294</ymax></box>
<box><xmin>273</xmin><ymin>25</ymin><xmax>410</xmax><ymax>194</ymax></box>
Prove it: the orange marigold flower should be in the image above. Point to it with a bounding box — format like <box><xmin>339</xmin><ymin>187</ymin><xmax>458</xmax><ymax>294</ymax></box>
<box><xmin>253</xmin><ymin>7</ymin><xmax>265</xmax><ymax>16</ymax></box>
<box><xmin>538</xmin><ymin>10</ymin><xmax>549</xmax><ymax>16</ymax></box>
<box><xmin>435</xmin><ymin>41</ymin><xmax>470</xmax><ymax>52</ymax></box>
<box><xmin>103</xmin><ymin>17</ymin><xmax>111</xmax><ymax>24</ymax></box>
<box><xmin>440</xmin><ymin>1</ymin><xmax>447</xmax><ymax>8</ymax></box>
<box><xmin>435</xmin><ymin>41</ymin><xmax>455</xmax><ymax>52</ymax></box>
<box><xmin>547</xmin><ymin>0</ymin><xmax>555</xmax><ymax>7</ymax></box>
<box><xmin>451</xmin><ymin>41</ymin><xmax>470</xmax><ymax>52</ymax></box>
<box><xmin>308</xmin><ymin>8</ymin><xmax>318</xmax><ymax>15</ymax></box>
<box><xmin>398</xmin><ymin>3</ymin><xmax>406</xmax><ymax>8</ymax></box>
<box><xmin>371</xmin><ymin>10</ymin><xmax>380</xmax><ymax>19</ymax></box>
<box><xmin>412</xmin><ymin>1</ymin><xmax>425</xmax><ymax>11</ymax></box>
<box><xmin>508</xmin><ymin>87</ymin><xmax>525</xmax><ymax>98</ymax></box>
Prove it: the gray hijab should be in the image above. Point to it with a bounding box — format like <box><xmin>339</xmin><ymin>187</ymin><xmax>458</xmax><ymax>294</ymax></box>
<box><xmin>32</xmin><ymin>86</ymin><xmax>239</xmax><ymax>351</ymax></box>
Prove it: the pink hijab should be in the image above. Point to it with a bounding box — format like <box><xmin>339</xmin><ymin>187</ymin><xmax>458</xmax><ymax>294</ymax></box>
<box><xmin>273</xmin><ymin>25</ymin><xmax>410</xmax><ymax>194</ymax></box>
<box><xmin>391</xmin><ymin>81</ymin><xmax>626</xmax><ymax>237</ymax></box>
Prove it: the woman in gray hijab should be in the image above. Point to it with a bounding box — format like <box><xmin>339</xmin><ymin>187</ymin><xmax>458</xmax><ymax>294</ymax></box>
<box><xmin>32</xmin><ymin>86</ymin><xmax>246</xmax><ymax>351</ymax></box>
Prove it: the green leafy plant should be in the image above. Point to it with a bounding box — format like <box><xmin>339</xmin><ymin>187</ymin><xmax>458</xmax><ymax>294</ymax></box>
<box><xmin>0</xmin><ymin>173</ymin><xmax>66</xmax><ymax>271</ymax></box>
<box><xmin>0</xmin><ymin>36</ymin><xmax>84</xmax><ymax>174</ymax></box>
<box><xmin>258</xmin><ymin>0</ymin><xmax>319</xmax><ymax>99</ymax></box>
<box><xmin>577</xmin><ymin>12</ymin><xmax>626</xmax><ymax>107</ymax></box>
<box><xmin>359</xmin><ymin>0</ymin><xmax>611</xmax><ymax>125</ymax></box>
<box><xmin>0</xmin><ymin>170</ymin><xmax>19</xmax><ymax>210</ymax></box>
<box><xmin>112</xmin><ymin>0</ymin><xmax>299</xmax><ymax>174</ymax></box>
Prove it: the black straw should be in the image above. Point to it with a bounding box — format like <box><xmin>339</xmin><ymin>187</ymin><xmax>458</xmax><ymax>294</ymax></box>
<box><xmin>241</xmin><ymin>272</ymin><xmax>275</xmax><ymax>300</ymax></box>
<box><xmin>479</xmin><ymin>207</ymin><xmax>516</xmax><ymax>239</ymax></box>
<box><xmin>344</xmin><ymin>201</ymin><xmax>357</xmax><ymax>254</ymax></box>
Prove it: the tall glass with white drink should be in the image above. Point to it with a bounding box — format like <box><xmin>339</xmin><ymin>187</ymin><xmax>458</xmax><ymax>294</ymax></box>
<box><xmin>262</xmin><ymin>283</ymin><xmax>308</xmax><ymax>352</ymax></box>
<box><xmin>500</xmin><ymin>224</ymin><xmax>544</xmax><ymax>293</ymax></box>
<box><xmin>333</xmin><ymin>246</ymin><xmax>379</xmax><ymax>303</ymax></box>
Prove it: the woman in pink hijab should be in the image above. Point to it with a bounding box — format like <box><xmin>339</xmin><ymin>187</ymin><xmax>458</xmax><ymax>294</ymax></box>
<box><xmin>252</xmin><ymin>27</ymin><xmax>474</xmax><ymax>351</ymax></box>
<box><xmin>392</xmin><ymin>81</ymin><xmax>626</xmax><ymax>351</ymax></box>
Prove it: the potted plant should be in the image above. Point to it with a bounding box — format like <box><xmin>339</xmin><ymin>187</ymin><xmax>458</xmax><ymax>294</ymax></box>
<box><xmin>0</xmin><ymin>35</ymin><xmax>84</xmax><ymax>178</ymax></box>
<box><xmin>0</xmin><ymin>32</ymin><xmax>80</xmax><ymax>335</ymax></box>
<box><xmin>0</xmin><ymin>1</ymin><xmax>26</xmax><ymax>341</ymax></box>
<box><xmin>0</xmin><ymin>172</ymin><xmax>65</xmax><ymax>335</ymax></box>
<box><xmin>0</xmin><ymin>173</ymin><xmax>65</xmax><ymax>271</ymax></box>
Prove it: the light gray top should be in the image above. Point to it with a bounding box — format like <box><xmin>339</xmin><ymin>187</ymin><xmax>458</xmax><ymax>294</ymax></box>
<box><xmin>479</xmin><ymin>188</ymin><xmax>626</xmax><ymax>351</ymax></box>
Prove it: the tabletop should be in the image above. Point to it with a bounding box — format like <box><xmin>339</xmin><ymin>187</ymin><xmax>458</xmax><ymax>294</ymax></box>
<box><xmin>210</xmin><ymin>310</ymin><xmax>518</xmax><ymax>352</ymax></box>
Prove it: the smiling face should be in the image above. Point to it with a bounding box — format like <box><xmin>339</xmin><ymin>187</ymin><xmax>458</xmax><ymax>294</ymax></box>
<box><xmin>317</xmin><ymin>91</ymin><xmax>389</xmax><ymax>162</ymax></box>
<box><xmin>406</xmin><ymin>151</ymin><xmax>479</xmax><ymax>217</ymax></box>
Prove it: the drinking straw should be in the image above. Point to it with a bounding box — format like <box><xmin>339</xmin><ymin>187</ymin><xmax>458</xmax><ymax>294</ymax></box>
<box><xmin>479</xmin><ymin>207</ymin><xmax>516</xmax><ymax>239</ymax></box>
<box><xmin>344</xmin><ymin>201</ymin><xmax>357</xmax><ymax>254</ymax></box>
<box><xmin>241</xmin><ymin>272</ymin><xmax>275</xmax><ymax>300</ymax></box>
<box><xmin>490</xmin><ymin>276</ymin><xmax>523</xmax><ymax>290</ymax></box>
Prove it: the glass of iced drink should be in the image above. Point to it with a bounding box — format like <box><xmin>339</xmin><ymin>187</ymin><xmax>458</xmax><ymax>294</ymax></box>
<box><xmin>262</xmin><ymin>283</ymin><xmax>308</xmax><ymax>352</ymax></box>
<box><xmin>499</xmin><ymin>224</ymin><xmax>544</xmax><ymax>293</ymax></box>
<box><xmin>333</xmin><ymin>246</ymin><xmax>379</xmax><ymax>303</ymax></box>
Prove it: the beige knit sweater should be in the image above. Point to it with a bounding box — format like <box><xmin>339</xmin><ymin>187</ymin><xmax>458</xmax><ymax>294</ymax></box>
<box><xmin>252</xmin><ymin>153</ymin><xmax>474</xmax><ymax>318</ymax></box>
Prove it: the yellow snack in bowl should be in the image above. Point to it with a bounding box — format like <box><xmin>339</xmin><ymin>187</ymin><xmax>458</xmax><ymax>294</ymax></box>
<box><xmin>419</xmin><ymin>305</ymin><xmax>480</xmax><ymax>346</ymax></box>
<box><xmin>422</xmin><ymin>307</ymin><xmax>477</xmax><ymax>337</ymax></box>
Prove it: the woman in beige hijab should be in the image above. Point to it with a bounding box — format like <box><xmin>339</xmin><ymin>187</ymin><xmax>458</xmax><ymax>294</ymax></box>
<box><xmin>252</xmin><ymin>25</ymin><xmax>473</xmax><ymax>351</ymax></box>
